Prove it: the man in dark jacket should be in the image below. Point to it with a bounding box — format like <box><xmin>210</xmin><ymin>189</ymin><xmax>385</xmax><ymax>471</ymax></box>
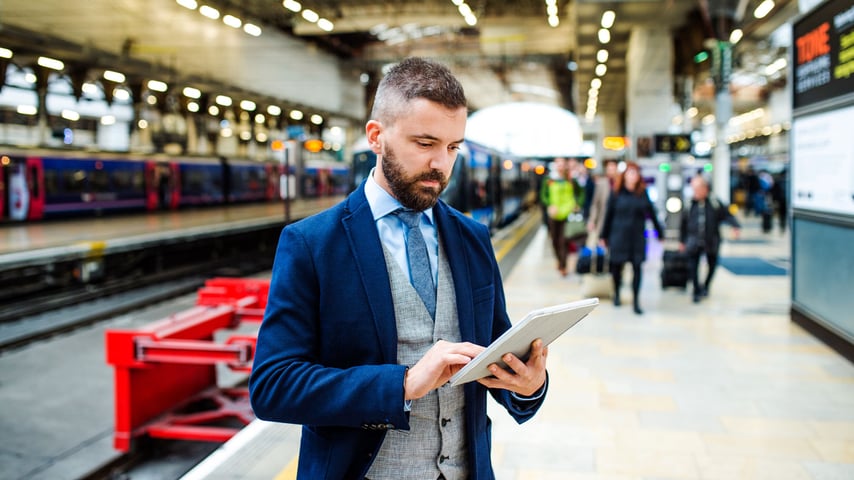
<box><xmin>679</xmin><ymin>176</ymin><xmax>741</xmax><ymax>303</ymax></box>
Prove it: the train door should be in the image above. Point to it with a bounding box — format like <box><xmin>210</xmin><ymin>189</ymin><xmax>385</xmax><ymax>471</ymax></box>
<box><xmin>144</xmin><ymin>161</ymin><xmax>159</xmax><ymax>210</ymax></box>
<box><xmin>168</xmin><ymin>162</ymin><xmax>181</xmax><ymax>209</ymax></box>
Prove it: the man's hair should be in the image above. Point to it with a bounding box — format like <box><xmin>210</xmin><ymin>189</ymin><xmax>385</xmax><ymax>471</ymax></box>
<box><xmin>370</xmin><ymin>57</ymin><xmax>467</xmax><ymax>125</ymax></box>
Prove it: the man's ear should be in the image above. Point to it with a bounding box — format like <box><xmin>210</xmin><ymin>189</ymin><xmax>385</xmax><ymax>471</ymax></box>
<box><xmin>366</xmin><ymin>120</ymin><xmax>383</xmax><ymax>155</ymax></box>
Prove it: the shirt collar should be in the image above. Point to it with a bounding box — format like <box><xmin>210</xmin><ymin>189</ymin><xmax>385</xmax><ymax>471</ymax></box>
<box><xmin>365</xmin><ymin>168</ymin><xmax>435</xmax><ymax>225</ymax></box>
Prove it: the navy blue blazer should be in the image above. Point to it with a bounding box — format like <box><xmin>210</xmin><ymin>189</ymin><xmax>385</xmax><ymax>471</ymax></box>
<box><xmin>249</xmin><ymin>183</ymin><xmax>546</xmax><ymax>479</ymax></box>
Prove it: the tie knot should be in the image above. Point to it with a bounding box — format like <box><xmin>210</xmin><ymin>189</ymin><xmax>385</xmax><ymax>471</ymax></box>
<box><xmin>393</xmin><ymin>209</ymin><xmax>422</xmax><ymax>229</ymax></box>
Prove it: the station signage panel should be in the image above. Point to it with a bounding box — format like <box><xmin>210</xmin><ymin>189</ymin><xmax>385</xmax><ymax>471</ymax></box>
<box><xmin>792</xmin><ymin>0</ymin><xmax>854</xmax><ymax>109</ymax></box>
<box><xmin>653</xmin><ymin>134</ymin><xmax>692</xmax><ymax>154</ymax></box>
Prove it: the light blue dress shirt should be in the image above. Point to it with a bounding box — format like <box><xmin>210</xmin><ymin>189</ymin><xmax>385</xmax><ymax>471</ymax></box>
<box><xmin>365</xmin><ymin>170</ymin><xmax>438</xmax><ymax>287</ymax></box>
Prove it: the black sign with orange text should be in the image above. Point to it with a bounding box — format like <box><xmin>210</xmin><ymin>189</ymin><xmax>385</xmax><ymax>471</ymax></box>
<box><xmin>793</xmin><ymin>0</ymin><xmax>854</xmax><ymax>109</ymax></box>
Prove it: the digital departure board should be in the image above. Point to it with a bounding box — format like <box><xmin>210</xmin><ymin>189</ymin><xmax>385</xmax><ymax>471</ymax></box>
<box><xmin>792</xmin><ymin>0</ymin><xmax>854</xmax><ymax>109</ymax></box>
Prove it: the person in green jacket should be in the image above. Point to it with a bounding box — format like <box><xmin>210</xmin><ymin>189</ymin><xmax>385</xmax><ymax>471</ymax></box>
<box><xmin>540</xmin><ymin>157</ymin><xmax>579</xmax><ymax>276</ymax></box>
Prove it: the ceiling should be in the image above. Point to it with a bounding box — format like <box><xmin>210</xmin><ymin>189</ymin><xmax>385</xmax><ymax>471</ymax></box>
<box><xmin>0</xmin><ymin>0</ymin><xmax>798</xmax><ymax>129</ymax></box>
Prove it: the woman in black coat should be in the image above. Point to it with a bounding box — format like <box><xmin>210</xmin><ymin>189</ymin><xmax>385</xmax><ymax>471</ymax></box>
<box><xmin>599</xmin><ymin>162</ymin><xmax>663</xmax><ymax>314</ymax></box>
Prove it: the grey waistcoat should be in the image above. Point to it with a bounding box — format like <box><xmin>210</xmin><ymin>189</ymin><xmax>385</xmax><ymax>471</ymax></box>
<box><xmin>366</xmin><ymin>242</ymin><xmax>469</xmax><ymax>480</ymax></box>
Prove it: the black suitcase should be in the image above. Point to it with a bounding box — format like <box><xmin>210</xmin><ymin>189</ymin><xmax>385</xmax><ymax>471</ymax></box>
<box><xmin>661</xmin><ymin>249</ymin><xmax>689</xmax><ymax>289</ymax></box>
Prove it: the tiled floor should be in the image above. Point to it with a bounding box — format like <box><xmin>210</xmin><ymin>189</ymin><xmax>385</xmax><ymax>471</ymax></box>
<box><xmin>490</xmin><ymin>217</ymin><xmax>854</xmax><ymax>479</ymax></box>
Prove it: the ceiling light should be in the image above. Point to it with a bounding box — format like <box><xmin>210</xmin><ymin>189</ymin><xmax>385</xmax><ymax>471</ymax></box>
<box><xmin>754</xmin><ymin>0</ymin><xmax>774</xmax><ymax>19</ymax></box>
<box><xmin>290</xmin><ymin>110</ymin><xmax>304</xmax><ymax>120</ymax></box>
<box><xmin>764</xmin><ymin>58</ymin><xmax>787</xmax><ymax>75</ymax></box>
<box><xmin>548</xmin><ymin>15</ymin><xmax>559</xmax><ymax>27</ymax></box>
<box><xmin>176</xmin><ymin>0</ymin><xmax>197</xmax><ymax>9</ymax></box>
<box><xmin>103</xmin><ymin>70</ymin><xmax>126</xmax><ymax>83</ymax></box>
<box><xmin>223</xmin><ymin>14</ymin><xmax>242</xmax><ymax>28</ymax></box>
<box><xmin>267</xmin><ymin>105</ymin><xmax>282</xmax><ymax>116</ymax></box>
<box><xmin>687</xmin><ymin>107</ymin><xmax>698</xmax><ymax>117</ymax></box>
<box><xmin>597</xmin><ymin>49</ymin><xmax>609</xmax><ymax>63</ymax></box>
<box><xmin>0</xmin><ymin>48</ymin><xmax>12</xmax><ymax>59</ymax></box>
<box><xmin>38</xmin><ymin>56</ymin><xmax>64</xmax><ymax>71</ymax></box>
<box><xmin>595</xmin><ymin>63</ymin><xmax>607</xmax><ymax>76</ymax></box>
<box><xmin>215</xmin><ymin>95</ymin><xmax>233</xmax><ymax>107</ymax></box>
<box><xmin>101</xmin><ymin>115</ymin><xmax>116</xmax><ymax>126</ymax></box>
<box><xmin>283</xmin><ymin>0</ymin><xmax>301</xmax><ymax>13</ymax></box>
<box><xmin>302</xmin><ymin>9</ymin><xmax>319</xmax><ymax>22</ymax></box>
<box><xmin>591</xmin><ymin>78</ymin><xmax>602</xmax><ymax>89</ymax></box>
<box><xmin>183</xmin><ymin>87</ymin><xmax>201</xmax><ymax>98</ymax></box>
<box><xmin>255</xmin><ymin>114</ymin><xmax>266</xmax><ymax>124</ymax></box>
<box><xmin>465</xmin><ymin>14</ymin><xmax>477</xmax><ymax>26</ymax></box>
<box><xmin>317</xmin><ymin>18</ymin><xmax>334</xmax><ymax>31</ymax></box>
<box><xmin>82</xmin><ymin>83</ymin><xmax>98</xmax><ymax>94</ymax></box>
<box><xmin>146</xmin><ymin>95</ymin><xmax>157</xmax><ymax>105</ymax></box>
<box><xmin>199</xmin><ymin>5</ymin><xmax>220</xmax><ymax>20</ymax></box>
<box><xmin>458</xmin><ymin>4</ymin><xmax>472</xmax><ymax>16</ymax></box>
<box><xmin>729</xmin><ymin>28</ymin><xmax>743</xmax><ymax>44</ymax></box>
<box><xmin>310</xmin><ymin>114</ymin><xmax>323</xmax><ymax>125</ymax></box>
<box><xmin>61</xmin><ymin>109</ymin><xmax>80</xmax><ymax>121</ymax></box>
<box><xmin>601</xmin><ymin>10</ymin><xmax>615</xmax><ymax>29</ymax></box>
<box><xmin>208</xmin><ymin>105</ymin><xmax>220</xmax><ymax>116</ymax></box>
<box><xmin>547</xmin><ymin>5</ymin><xmax>557</xmax><ymax>16</ymax></box>
<box><xmin>187</xmin><ymin>102</ymin><xmax>200</xmax><ymax>112</ymax></box>
<box><xmin>598</xmin><ymin>28</ymin><xmax>611</xmax><ymax>44</ymax></box>
<box><xmin>114</xmin><ymin>89</ymin><xmax>130</xmax><ymax>101</ymax></box>
<box><xmin>244</xmin><ymin>23</ymin><xmax>262</xmax><ymax>36</ymax></box>
<box><xmin>17</xmin><ymin>105</ymin><xmax>37</xmax><ymax>115</ymax></box>
<box><xmin>240</xmin><ymin>100</ymin><xmax>257</xmax><ymax>111</ymax></box>
<box><xmin>452</xmin><ymin>0</ymin><xmax>464</xmax><ymax>5</ymax></box>
<box><xmin>147</xmin><ymin>80</ymin><xmax>168</xmax><ymax>92</ymax></box>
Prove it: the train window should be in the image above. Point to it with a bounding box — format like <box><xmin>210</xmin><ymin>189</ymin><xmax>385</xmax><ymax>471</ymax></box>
<box><xmin>131</xmin><ymin>170</ymin><xmax>144</xmax><ymax>190</ymax></box>
<box><xmin>43</xmin><ymin>170</ymin><xmax>59</xmax><ymax>194</ymax></box>
<box><xmin>91</xmin><ymin>169</ymin><xmax>110</xmax><ymax>193</ymax></box>
<box><xmin>63</xmin><ymin>170</ymin><xmax>87</xmax><ymax>193</ymax></box>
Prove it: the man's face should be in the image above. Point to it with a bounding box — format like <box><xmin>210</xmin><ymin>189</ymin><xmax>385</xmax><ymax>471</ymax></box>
<box><xmin>692</xmin><ymin>179</ymin><xmax>709</xmax><ymax>200</ymax></box>
<box><xmin>368</xmin><ymin>98</ymin><xmax>466</xmax><ymax>211</ymax></box>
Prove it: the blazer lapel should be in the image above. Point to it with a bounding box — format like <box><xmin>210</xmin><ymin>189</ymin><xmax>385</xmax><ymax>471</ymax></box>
<box><xmin>341</xmin><ymin>187</ymin><xmax>398</xmax><ymax>364</ymax></box>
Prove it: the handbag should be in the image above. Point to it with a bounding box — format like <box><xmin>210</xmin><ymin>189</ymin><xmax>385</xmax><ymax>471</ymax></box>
<box><xmin>563</xmin><ymin>212</ymin><xmax>587</xmax><ymax>240</ymax></box>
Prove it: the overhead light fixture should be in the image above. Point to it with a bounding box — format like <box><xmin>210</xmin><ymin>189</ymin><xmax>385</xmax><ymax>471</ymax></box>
<box><xmin>243</xmin><ymin>23</ymin><xmax>262</xmax><ymax>36</ymax></box>
<box><xmin>147</xmin><ymin>80</ymin><xmax>168</xmax><ymax>92</ymax></box>
<box><xmin>302</xmin><ymin>9</ymin><xmax>319</xmax><ymax>22</ymax></box>
<box><xmin>114</xmin><ymin>89</ymin><xmax>130</xmax><ymax>101</ymax></box>
<box><xmin>598</xmin><ymin>28</ymin><xmax>611</xmax><ymax>44</ymax></box>
<box><xmin>310</xmin><ymin>114</ymin><xmax>323</xmax><ymax>125</ymax></box>
<box><xmin>601</xmin><ymin>10</ymin><xmax>615</xmax><ymax>29</ymax></box>
<box><xmin>317</xmin><ymin>18</ymin><xmax>334</xmax><ymax>31</ymax></box>
<box><xmin>187</xmin><ymin>102</ymin><xmax>200</xmax><ymax>112</ymax></box>
<box><xmin>595</xmin><ymin>64</ymin><xmax>607</xmax><ymax>76</ymax></box>
<box><xmin>38</xmin><ymin>56</ymin><xmax>64</xmax><ymax>71</ymax></box>
<box><xmin>61</xmin><ymin>109</ymin><xmax>80</xmax><ymax>121</ymax></box>
<box><xmin>183</xmin><ymin>87</ymin><xmax>201</xmax><ymax>99</ymax></box>
<box><xmin>597</xmin><ymin>49</ymin><xmax>609</xmax><ymax>63</ymax></box>
<box><xmin>283</xmin><ymin>0</ymin><xmax>302</xmax><ymax>13</ymax></box>
<box><xmin>754</xmin><ymin>0</ymin><xmax>774</xmax><ymax>19</ymax></box>
<box><xmin>223</xmin><ymin>14</ymin><xmax>242</xmax><ymax>28</ymax></box>
<box><xmin>103</xmin><ymin>70</ymin><xmax>126</xmax><ymax>83</ymax></box>
<box><xmin>255</xmin><ymin>114</ymin><xmax>266</xmax><ymax>124</ymax></box>
<box><xmin>290</xmin><ymin>110</ymin><xmax>304</xmax><ymax>120</ymax></box>
<box><xmin>591</xmin><ymin>78</ymin><xmax>602</xmax><ymax>89</ymax></box>
<box><xmin>0</xmin><ymin>47</ymin><xmax>12</xmax><ymax>59</ymax></box>
<box><xmin>17</xmin><ymin>105</ymin><xmax>37</xmax><ymax>115</ymax></box>
<box><xmin>215</xmin><ymin>94</ymin><xmax>233</xmax><ymax>107</ymax></box>
<box><xmin>176</xmin><ymin>0</ymin><xmax>198</xmax><ymax>9</ymax></box>
<box><xmin>729</xmin><ymin>28</ymin><xmax>743</xmax><ymax>44</ymax></box>
<box><xmin>267</xmin><ymin>105</ymin><xmax>282</xmax><ymax>116</ymax></box>
<box><xmin>208</xmin><ymin>105</ymin><xmax>220</xmax><ymax>116</ymax></box>
<box><xmin>199</xmin><ymin>5</ymin><xmax>220</xmax><ymax>20</ymax></box>
<box><xmin>548</xmin><ymin>15</ymin><xmax>559</xmax><ymax>27</ymax></box>
<box><xmin>101</xmin><ymin>115</ymin><xmax>116</xmax><ymax>126</ymax></box>
<box><xmin>240</xmin><ymin>100</ymin><xmax>257</xmax><ymax>111</ymax></box>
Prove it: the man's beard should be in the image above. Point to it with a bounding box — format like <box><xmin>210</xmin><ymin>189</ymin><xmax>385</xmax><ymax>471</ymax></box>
<box><xmin>381</xmin><ymin>142</ymin><xmax>448</xmax><ymax>211</ymax></box>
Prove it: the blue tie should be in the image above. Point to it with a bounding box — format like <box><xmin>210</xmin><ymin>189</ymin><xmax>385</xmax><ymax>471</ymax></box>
<box><xmin>393</xmin><ymin>209</ymin><xmax>436</xmax><ymax>318</ymax></box>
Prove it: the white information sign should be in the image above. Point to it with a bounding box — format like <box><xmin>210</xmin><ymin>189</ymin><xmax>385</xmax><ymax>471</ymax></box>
<box><xmin>791</xmin><ymin>104</ymin><xmax>854</xmax><ymax>216</ymax></box>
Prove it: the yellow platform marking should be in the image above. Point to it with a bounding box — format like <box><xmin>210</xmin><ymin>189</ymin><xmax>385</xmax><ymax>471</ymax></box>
<box><xmin>273</xmin><ymin>456</ymin><xmax>298</xmax><ymax>480</ymax></box>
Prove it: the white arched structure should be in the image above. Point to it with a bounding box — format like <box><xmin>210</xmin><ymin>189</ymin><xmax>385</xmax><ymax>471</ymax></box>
<box><xmin>465</xmin><ymin>102</ymin><xmax>584</xmax><ymax>158</ymax></box>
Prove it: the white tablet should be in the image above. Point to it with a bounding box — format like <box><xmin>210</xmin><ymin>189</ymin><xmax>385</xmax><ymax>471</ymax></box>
<box><xmin>448</xmin><ymin>297</ymin><xmax>599</xmax><ymax>387</ymax></box>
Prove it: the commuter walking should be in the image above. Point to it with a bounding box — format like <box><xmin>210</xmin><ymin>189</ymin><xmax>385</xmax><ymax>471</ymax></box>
<box><xmin>541</xmin><ymin>157</ymin><xmax>580</xmax><ymax>276</ymax></box>
<box><xmin>587</xmin><ymin>159</ymin><xmax>618</xmax><ymax>241</ymax></box>
<box><xmin>249</xmin><ymin>57</ymin><xmax>548</xmax><ymax>480</ymax></box>
<box><xmin>679</xmin><ymin>175</ymin><xmax>741</xmax><ymax>303</ymax></box>
<box><xmin>599</xmin><ymin>162</ymin><xmax>663</xmax><ymax>314</ymax></box>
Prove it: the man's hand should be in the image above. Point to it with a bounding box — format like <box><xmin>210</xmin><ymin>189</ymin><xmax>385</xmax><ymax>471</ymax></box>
<box><xmin>678</xmin><ymin>242</ymin><xmax>686</xmax><ymax>252</ymax></box>
<box><xmin>732</xmin><ymin>227</ymin><xmax>741</xmax><ymax>240</ymax></box>
<box><xmin>476</xmin><ymin>339</ymin><xmax>548</xmax><ymax>397</ymax></box>
<box><xmin>404</xmin><ymin>340</ymin><xmax>484</xmax><ymax>400</ymax></box>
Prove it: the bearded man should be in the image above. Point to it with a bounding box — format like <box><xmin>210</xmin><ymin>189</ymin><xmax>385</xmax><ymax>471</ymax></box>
<box><xmin>250</xmin><ymin>57</ymin><xmax>549</xmax><ymax>480</ymax></box>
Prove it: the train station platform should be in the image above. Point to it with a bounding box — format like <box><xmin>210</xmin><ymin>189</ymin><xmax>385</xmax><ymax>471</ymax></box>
<box><xmin>182</xmin><ymin>213</ymin><xmax>854</xmax><ymax>480</ymax></box>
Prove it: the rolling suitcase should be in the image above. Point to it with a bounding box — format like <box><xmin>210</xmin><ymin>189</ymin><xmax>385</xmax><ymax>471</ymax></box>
<box><xmin>661</xmin><ymin>249</ymin><xmax>689</xmax><ymax>289</ymax></box>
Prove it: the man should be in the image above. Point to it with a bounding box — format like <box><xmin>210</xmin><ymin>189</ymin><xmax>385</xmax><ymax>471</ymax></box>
<box><xmin>249</xmin><ymin>57</ymin><xmax>548</xmax><ymax>480</ymax></box>
<box><xmin>540</xmin><ymin>157</ymin><xmax>579</xmax><ymax>276</ymax></box>
<box><xmin>586</xmin><ymin>159</ymin><xmax>618</xmax><ymax>240</ymax></box>
<box><xmin>679</xmin><ymin>175</ymin><xmax>741</xmax><ymax>303</ymax></box>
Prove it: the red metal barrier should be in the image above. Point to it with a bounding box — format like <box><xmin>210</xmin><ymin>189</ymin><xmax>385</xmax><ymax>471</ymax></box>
<box><xmin>105</xmin><ymin>277</ymin><xmax>269</xmax><ymax>452</ymax></box>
